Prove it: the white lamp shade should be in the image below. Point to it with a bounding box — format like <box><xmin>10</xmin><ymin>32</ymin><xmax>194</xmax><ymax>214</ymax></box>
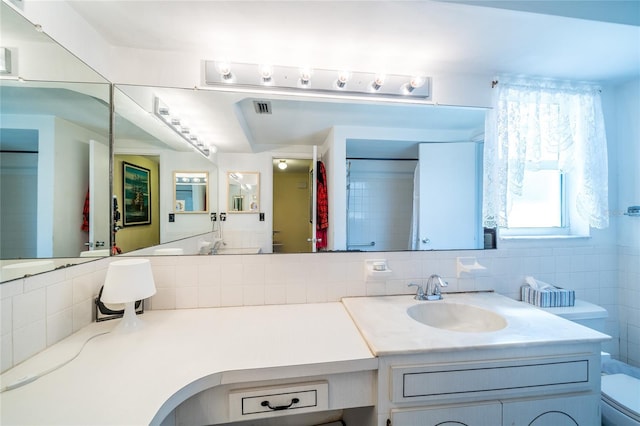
<box><xmin>102</xmin><ymin>259</ymin><xmax>156</xmax><ymax>304</ymax></box>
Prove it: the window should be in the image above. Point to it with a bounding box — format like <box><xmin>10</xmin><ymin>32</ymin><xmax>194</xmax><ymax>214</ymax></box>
<box><xmin>483</xmin><ymin>76</ymin><xmax>609</xmax><ymax>236</ymax></box>
<box><xmin>507</xmin><ymin>168</ymin><xmax>564</xmax><ymax>229</ymax></box>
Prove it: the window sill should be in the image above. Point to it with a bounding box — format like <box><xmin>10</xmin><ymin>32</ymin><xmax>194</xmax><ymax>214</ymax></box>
<box><xmin>499</xmin><ymin>234</ymin><xmax>590</xmax><ymax>241</ymax></box>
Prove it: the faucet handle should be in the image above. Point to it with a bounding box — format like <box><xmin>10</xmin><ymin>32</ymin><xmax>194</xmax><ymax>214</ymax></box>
<box><xmin>408</xmin><ymin>283</ymin><xmax>425</xmax><ymax>299</ymax></box>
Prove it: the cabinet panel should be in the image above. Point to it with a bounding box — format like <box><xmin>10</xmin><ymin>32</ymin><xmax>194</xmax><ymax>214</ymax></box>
<box><xmin>503</xmin><ymin>393</ymin><xmax>600</xmax><ymax>426</ymax></box>
<box><xmin>394</xmin><ymin>360</ymin><xmax>589</xmax><ymax>402</ymax></box>
<box><xmin>391</xmin><ymin>401</ymin><xmax>502</xmax><ymax>426</ymax></box>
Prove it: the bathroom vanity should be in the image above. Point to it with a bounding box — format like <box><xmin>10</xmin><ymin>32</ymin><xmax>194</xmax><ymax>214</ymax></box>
<box><xmin>342</xmin><ymin>292</ymin><xmax>610</xmax><ymax>426</ymax></box>
<box><xmin>1</xmin><ymin>292</ymin><xmax>609</xmax><ymax>426</ymax></box>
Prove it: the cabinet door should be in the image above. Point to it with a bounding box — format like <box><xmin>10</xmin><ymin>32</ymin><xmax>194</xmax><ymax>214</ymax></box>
<box><xmin>391</xmin><ymin>401</ymin><xmax>501</xmax><ymax>426</ymax></box>
<box><xmin>503</xmin><ymin>393</ymin><xmax>600</xmax><ymax>426</ymax></box>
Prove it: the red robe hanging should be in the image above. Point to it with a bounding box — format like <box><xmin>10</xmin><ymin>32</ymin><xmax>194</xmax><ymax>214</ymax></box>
<box><xmin>316</xmin><ymin>161</ymin><xmax>329</xmax><ymax>249</ymax></box>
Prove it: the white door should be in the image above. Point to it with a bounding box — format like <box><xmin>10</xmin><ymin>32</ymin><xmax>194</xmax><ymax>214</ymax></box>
<box><xmin>310</xmin><ymin>146</ymin><xmax>318</xmax><ymax>252</ymax></box>
<box><xmin>417</xmin><ymin>142</ymin><xmax>481</xmax><ymax>250</ymax></box>
<box><xmin>88</xmin><ymin>139</ymin><xmax>110</xmax><ymax>253</ymax></box>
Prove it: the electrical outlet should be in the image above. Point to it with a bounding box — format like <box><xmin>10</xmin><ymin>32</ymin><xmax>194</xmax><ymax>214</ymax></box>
<box><xmin>220</xmin><ymin>212</ymin><xmax>227</xmax><ymax>221</ymax></box>
<box><xmin>210</xmin><ymin>212</ymin><xmax>217</xmax><ymax>221</ymax></box>
<box><xmin>259</xmin><ymin>212</ymin><xmax>265</xmax><ymax>221</ymax></box>
<box><xmin>169</xmin><ymin>213</ymin><xmax>175</xmax><ymax>222</ymax></box>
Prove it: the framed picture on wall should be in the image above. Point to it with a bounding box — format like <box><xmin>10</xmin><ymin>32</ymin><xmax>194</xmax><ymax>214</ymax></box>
<box><xmin>123</xmin><ymin>162</ymin><xmax>151</xmax><ymax>226</ymax></box>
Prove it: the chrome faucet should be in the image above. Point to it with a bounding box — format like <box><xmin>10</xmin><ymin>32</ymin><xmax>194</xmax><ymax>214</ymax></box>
<box><xmin>425</xmin><ymin>274</ymin><xmax>448</xmax><ymax>300</ymax></box>
<box><xmin>408</xmin><ymin>275</ymin><xmax>448</xmax><ymax>301</ymax></box>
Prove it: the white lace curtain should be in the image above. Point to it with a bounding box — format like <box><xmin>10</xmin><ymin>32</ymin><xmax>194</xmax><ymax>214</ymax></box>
<box><xmin>483</xmin><ymin>76</ymin><xmax>609</xmax><ymax>229</ymax></box>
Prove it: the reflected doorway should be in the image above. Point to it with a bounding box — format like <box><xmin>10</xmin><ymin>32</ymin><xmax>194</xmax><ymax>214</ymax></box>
<box><xmin>272</xmin><ymin>158</ymin><xmax>313</xmax><ymax>253</ymax></box>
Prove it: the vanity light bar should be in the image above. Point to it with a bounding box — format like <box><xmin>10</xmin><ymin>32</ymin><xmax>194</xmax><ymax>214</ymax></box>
<box><xmin>203</xmin><ymin>61</ymin><xmax>431</xmax><ymax>100</ymax></box>
<box><xmin>153</xmin><ymin>96</ymin><xmax>213</xmax><ymax>158</ymax></box>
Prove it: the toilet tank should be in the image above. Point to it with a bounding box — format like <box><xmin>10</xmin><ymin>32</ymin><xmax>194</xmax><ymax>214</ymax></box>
<box><xmin>540</xmin><ymin>300</ymin><xmax>608</xmax><ymax>333</ymax></box>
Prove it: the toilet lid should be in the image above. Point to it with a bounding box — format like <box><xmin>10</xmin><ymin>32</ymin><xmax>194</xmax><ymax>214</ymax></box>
<box><xmin>601</xmin><ymin>374</ymin><xmax>640</xmax><ymax>421</ymax></box>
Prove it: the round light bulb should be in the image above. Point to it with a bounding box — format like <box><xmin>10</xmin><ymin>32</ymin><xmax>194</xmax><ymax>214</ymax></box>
<box><xmin>299</xmin><ymin>68</ymin><xmax>312</xmax><ymax>86</ymax></box>
<box><xmin>372</xmin><ymin>74</ymin><xmax>385</xmax><ymax>90</ymax></box>
<box><xmin>278</xmin><ymin>160</ymin><xmax>288</xmax><ymax>170</ymax></box>
<box><xmin>410</xmin><ymin>76</ymin><xmax>425</xmax><ymax>89</ymax></box>
<box><xmin>260</xmin><ymin>65</ymin><xmax>273</xmax><ymax>83</ymax></box>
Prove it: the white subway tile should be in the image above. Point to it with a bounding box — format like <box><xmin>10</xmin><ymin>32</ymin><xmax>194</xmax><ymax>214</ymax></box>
<box><xmin>72</xmin><ymin>299</ymin><xmax>93</xmax><ymax>332</ymax></box>
<box><xmin>1</xmin><ymin>297</ymin><xmax>12</xmax><ymax>335</ymax></box>
<box><xmin>285</xmin><ymin>284</ymin><xmax>306</xmax><ymax>304</ymax></box>
<box><xmin>13</xmin><ymin>319</ymin><xmax>46</xmax><ymax>365</ymax></box>
<box><xmin>243</xmin><ymin>285</ymin><xmax>265</xmax><ymax>306</ymax></box>
<box><xmin>175</xmin><ymin>287</ymin><xmax>198</xmax><ymax>309</ymax></box>
<box><xmin>264</xmin><ymin>285</ymin><xmax>286</xmax><ymax>305</ymax></box>
<box><xmin>46</xmin><ymin>280</ymin><xmax>72</xmax><ymax>316</ymax></box>
<box><xmin>150</xmin><ymin>287</ymin><xmax>176</xmax><ymax>310</ymax></box>
<box><xmin>198</xmin><ymin>286</ymin><xmax>221</xmax><ymax>308</ymax></box>
<box><xmin>220</xmin><ymin>284</ymin><xmax>243</xmax><ymax>307</ymax></box>
<box><xmin>13</xmin><ymin>289</ymin><xmax>45</xmax><ymax>330</ymax></box>
<box><xmin>47</xmin><ymin>308</ymin><xmax>73</xmax><ymax>346</ymax></box>
<box><xmin>1</xmin><ymin>332</ymin><xmax>13</xmax><ymax>373</ymax></box>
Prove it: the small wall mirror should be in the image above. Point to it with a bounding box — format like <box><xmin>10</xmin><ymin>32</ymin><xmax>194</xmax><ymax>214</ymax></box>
<box><xmin>174</xmin><ymin>171</ymin><xmax>209</xmax><ymax>213</ymax></box>
<box><xmin>227</xmin><ymin>172</ymin><xmax>260</xmax><ymax>213</ymax></box>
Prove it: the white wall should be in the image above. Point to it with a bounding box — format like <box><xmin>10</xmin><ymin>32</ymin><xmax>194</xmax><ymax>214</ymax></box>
<box><xmin>216</xmin><ymin>152</ymin><xmax>274</xmax><ymax>252</ymax></box>
<box><xmin>53</xmin><ymin>118</ymin><xmax>108</xmax><ymax>257</ymax></box>
<box><xmin>613</xmin><ymin>78</ymin><xmax>640</xmax><ymax>366</ymax></box>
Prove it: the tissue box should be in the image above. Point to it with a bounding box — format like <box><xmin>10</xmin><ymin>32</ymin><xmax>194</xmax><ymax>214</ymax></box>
<box><xmin>521</xmin><ymin>285</ymin><xmax>575</xmax><ymax>307</ymax></box>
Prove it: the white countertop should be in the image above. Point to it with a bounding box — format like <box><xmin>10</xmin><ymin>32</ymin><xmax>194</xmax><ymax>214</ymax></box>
<box><xmin>0</xmin><ymin>303</ymin><xmax>376</xmax><ymax>426</ymax></box>
<box><xmin>341</xmin><ymin>292</ymin><xmax>611</xmax><ymax>356</ymax></box>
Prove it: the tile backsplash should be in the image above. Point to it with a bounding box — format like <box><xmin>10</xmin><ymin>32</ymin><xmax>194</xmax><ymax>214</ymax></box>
<box><xmin>1</xmin><ymin>244</ymin><xmax>633</xmax><ymax>373</ymax></box>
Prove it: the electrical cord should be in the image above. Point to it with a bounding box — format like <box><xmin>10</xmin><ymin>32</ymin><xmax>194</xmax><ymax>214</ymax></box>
<box><xmin>0</xmin><ymin>331</ymin><xmax>110</xmax><ymax>393</ymax></box>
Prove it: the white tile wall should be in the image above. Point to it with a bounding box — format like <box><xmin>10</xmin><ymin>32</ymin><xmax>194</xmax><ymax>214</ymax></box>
<box><xmin>0</xmin><ymin>243</ymin><xmax>628</xmax><ymax>373</ymax></box>
<box><xmin>0</xmin><ymin>258</ymin><xmax>108</xmax><ymax>371</ymax></box>
<box><xmin>619</xmin><ymin>245</ymin><xmax>640</xmax><ymax>367</ymax></box>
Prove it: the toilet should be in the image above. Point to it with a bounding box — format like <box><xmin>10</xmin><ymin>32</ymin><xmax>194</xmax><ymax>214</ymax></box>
<box><xmin>541</xmin><ymin>300</ymin><xmax>640</xmax><ymax>426</ymax></box>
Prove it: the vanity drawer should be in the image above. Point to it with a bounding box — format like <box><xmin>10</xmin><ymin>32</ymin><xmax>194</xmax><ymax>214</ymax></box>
<box><xmin>392</xmin><ymin>359</ymin><xmax>590</xmax><ymax>403</ymax></box>
<box><xmin>229</xmin><ymin>381</ymin><xmax>329</xmax><ymax>421</ymax></box>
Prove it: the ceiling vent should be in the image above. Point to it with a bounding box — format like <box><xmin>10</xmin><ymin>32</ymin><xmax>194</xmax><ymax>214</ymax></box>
<box><xmin>253</xmin><ymin>101</ymin><xmax>272</xmax><ymax>114</ymax></box>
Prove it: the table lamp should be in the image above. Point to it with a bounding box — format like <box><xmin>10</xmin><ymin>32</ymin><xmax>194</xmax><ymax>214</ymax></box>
<box><xmin>101</xmin><ymin>258</ymin><xmax>156</xmax><ymax>332</ymax></box>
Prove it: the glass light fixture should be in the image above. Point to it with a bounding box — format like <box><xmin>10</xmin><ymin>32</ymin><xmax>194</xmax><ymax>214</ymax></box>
<box><xmin>371</xmin><ymin>74</ymin><xmax>385</xmax><ymax>91</ymax></box>
<box><xmin>404</xmin><ymin>76</ymin><xmax>426</xmax><ymax>94</ymax></box>
<box><xmin>260</xmin><ymin>64</ymin><xmax>273</xmax><ymax>83</ymax></box>
<box><xmin>336</xmin><ymin>71</ymin><xmax>349</xmax><ymax>88</ymax></box>
<box><xmin>299</xmin><ymin>68</ymin><xmax>312</xmax><ymax>87</ymax></box>
<box><xmin>278</xmin><ymin>159</ymin><xmax>288</xmax><ymax>170</ymax></box>
<box><xmin>216</xmin><ymin>61</ymin><xmax>233</xmax><ymax>81</ymax></box>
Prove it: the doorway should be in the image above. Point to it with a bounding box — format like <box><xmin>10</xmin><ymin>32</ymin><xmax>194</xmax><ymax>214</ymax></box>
<box><xmin>272</xmin><ymin>158</ymin><xmax>313</xmax><ymax>253</ymax></box>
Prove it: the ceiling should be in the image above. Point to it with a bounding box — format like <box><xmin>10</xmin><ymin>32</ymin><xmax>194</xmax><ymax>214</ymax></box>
<box><xmin>6</xmin><ymin>1</ymin><xmax>640</xmax><ymax>158</ymax></box>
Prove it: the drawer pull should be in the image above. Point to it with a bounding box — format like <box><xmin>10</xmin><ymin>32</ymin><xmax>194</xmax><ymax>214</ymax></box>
<box><xmin>260</xmin><ymin>397</ymin><xmax>300</xmax><ymax>411</ymax></box>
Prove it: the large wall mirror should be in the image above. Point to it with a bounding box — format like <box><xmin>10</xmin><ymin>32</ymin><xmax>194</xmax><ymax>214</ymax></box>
<box><xmin>0</xmin><ymin>2</ymin><xmax>111</xmax><ymax>282</ymax></box>
<box><xmin>113</xmin><ymin>84</ymin><xmax>487</xmax><ymax>255</ymax></box>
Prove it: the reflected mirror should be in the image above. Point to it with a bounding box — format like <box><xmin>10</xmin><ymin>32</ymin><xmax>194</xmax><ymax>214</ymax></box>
<box><xmin>174</xmin><ymin>171</ymin><xmax>209</xmax><ymax>213</ymax></box>
<box><xmin>0</xmin><ymin>2</ymin><xmax>110</xmax><ymax>282</ymax></box>
<box><xmin>227</xmin><ymin>172</ymin><xmax>260</xmax><ymax>213</ymax></box>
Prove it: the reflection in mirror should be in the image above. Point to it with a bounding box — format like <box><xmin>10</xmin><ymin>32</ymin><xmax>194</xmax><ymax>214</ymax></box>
<box><xmin>113</xmin><ymin>85</ymin><xmax>218</xmax><ymax>256</ymax></box>
<box><xmin>227</xmin><ymin>172</ymin><xmax>260</xmax><ymax>213</ymax></box>
<box><xmin>0</xmin><ymin>1</ymin><xmax>111</xmax><ymax>283</ymax></box>
<box><xmin>113</xmin><ymin>84</ymin><xmax>487</xmax><ymax>255</ymax></box>
<box><xmin>174</xmin><ymin>171</ymin><xmax>209</xmax><ymax>213</ymax></box>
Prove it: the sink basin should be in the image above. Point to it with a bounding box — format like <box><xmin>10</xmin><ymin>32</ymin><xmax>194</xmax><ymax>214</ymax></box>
<box><xmin>407</xmin><ymin>302</ymin><xmax>507</xmax><ymax>332</ymax></box>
